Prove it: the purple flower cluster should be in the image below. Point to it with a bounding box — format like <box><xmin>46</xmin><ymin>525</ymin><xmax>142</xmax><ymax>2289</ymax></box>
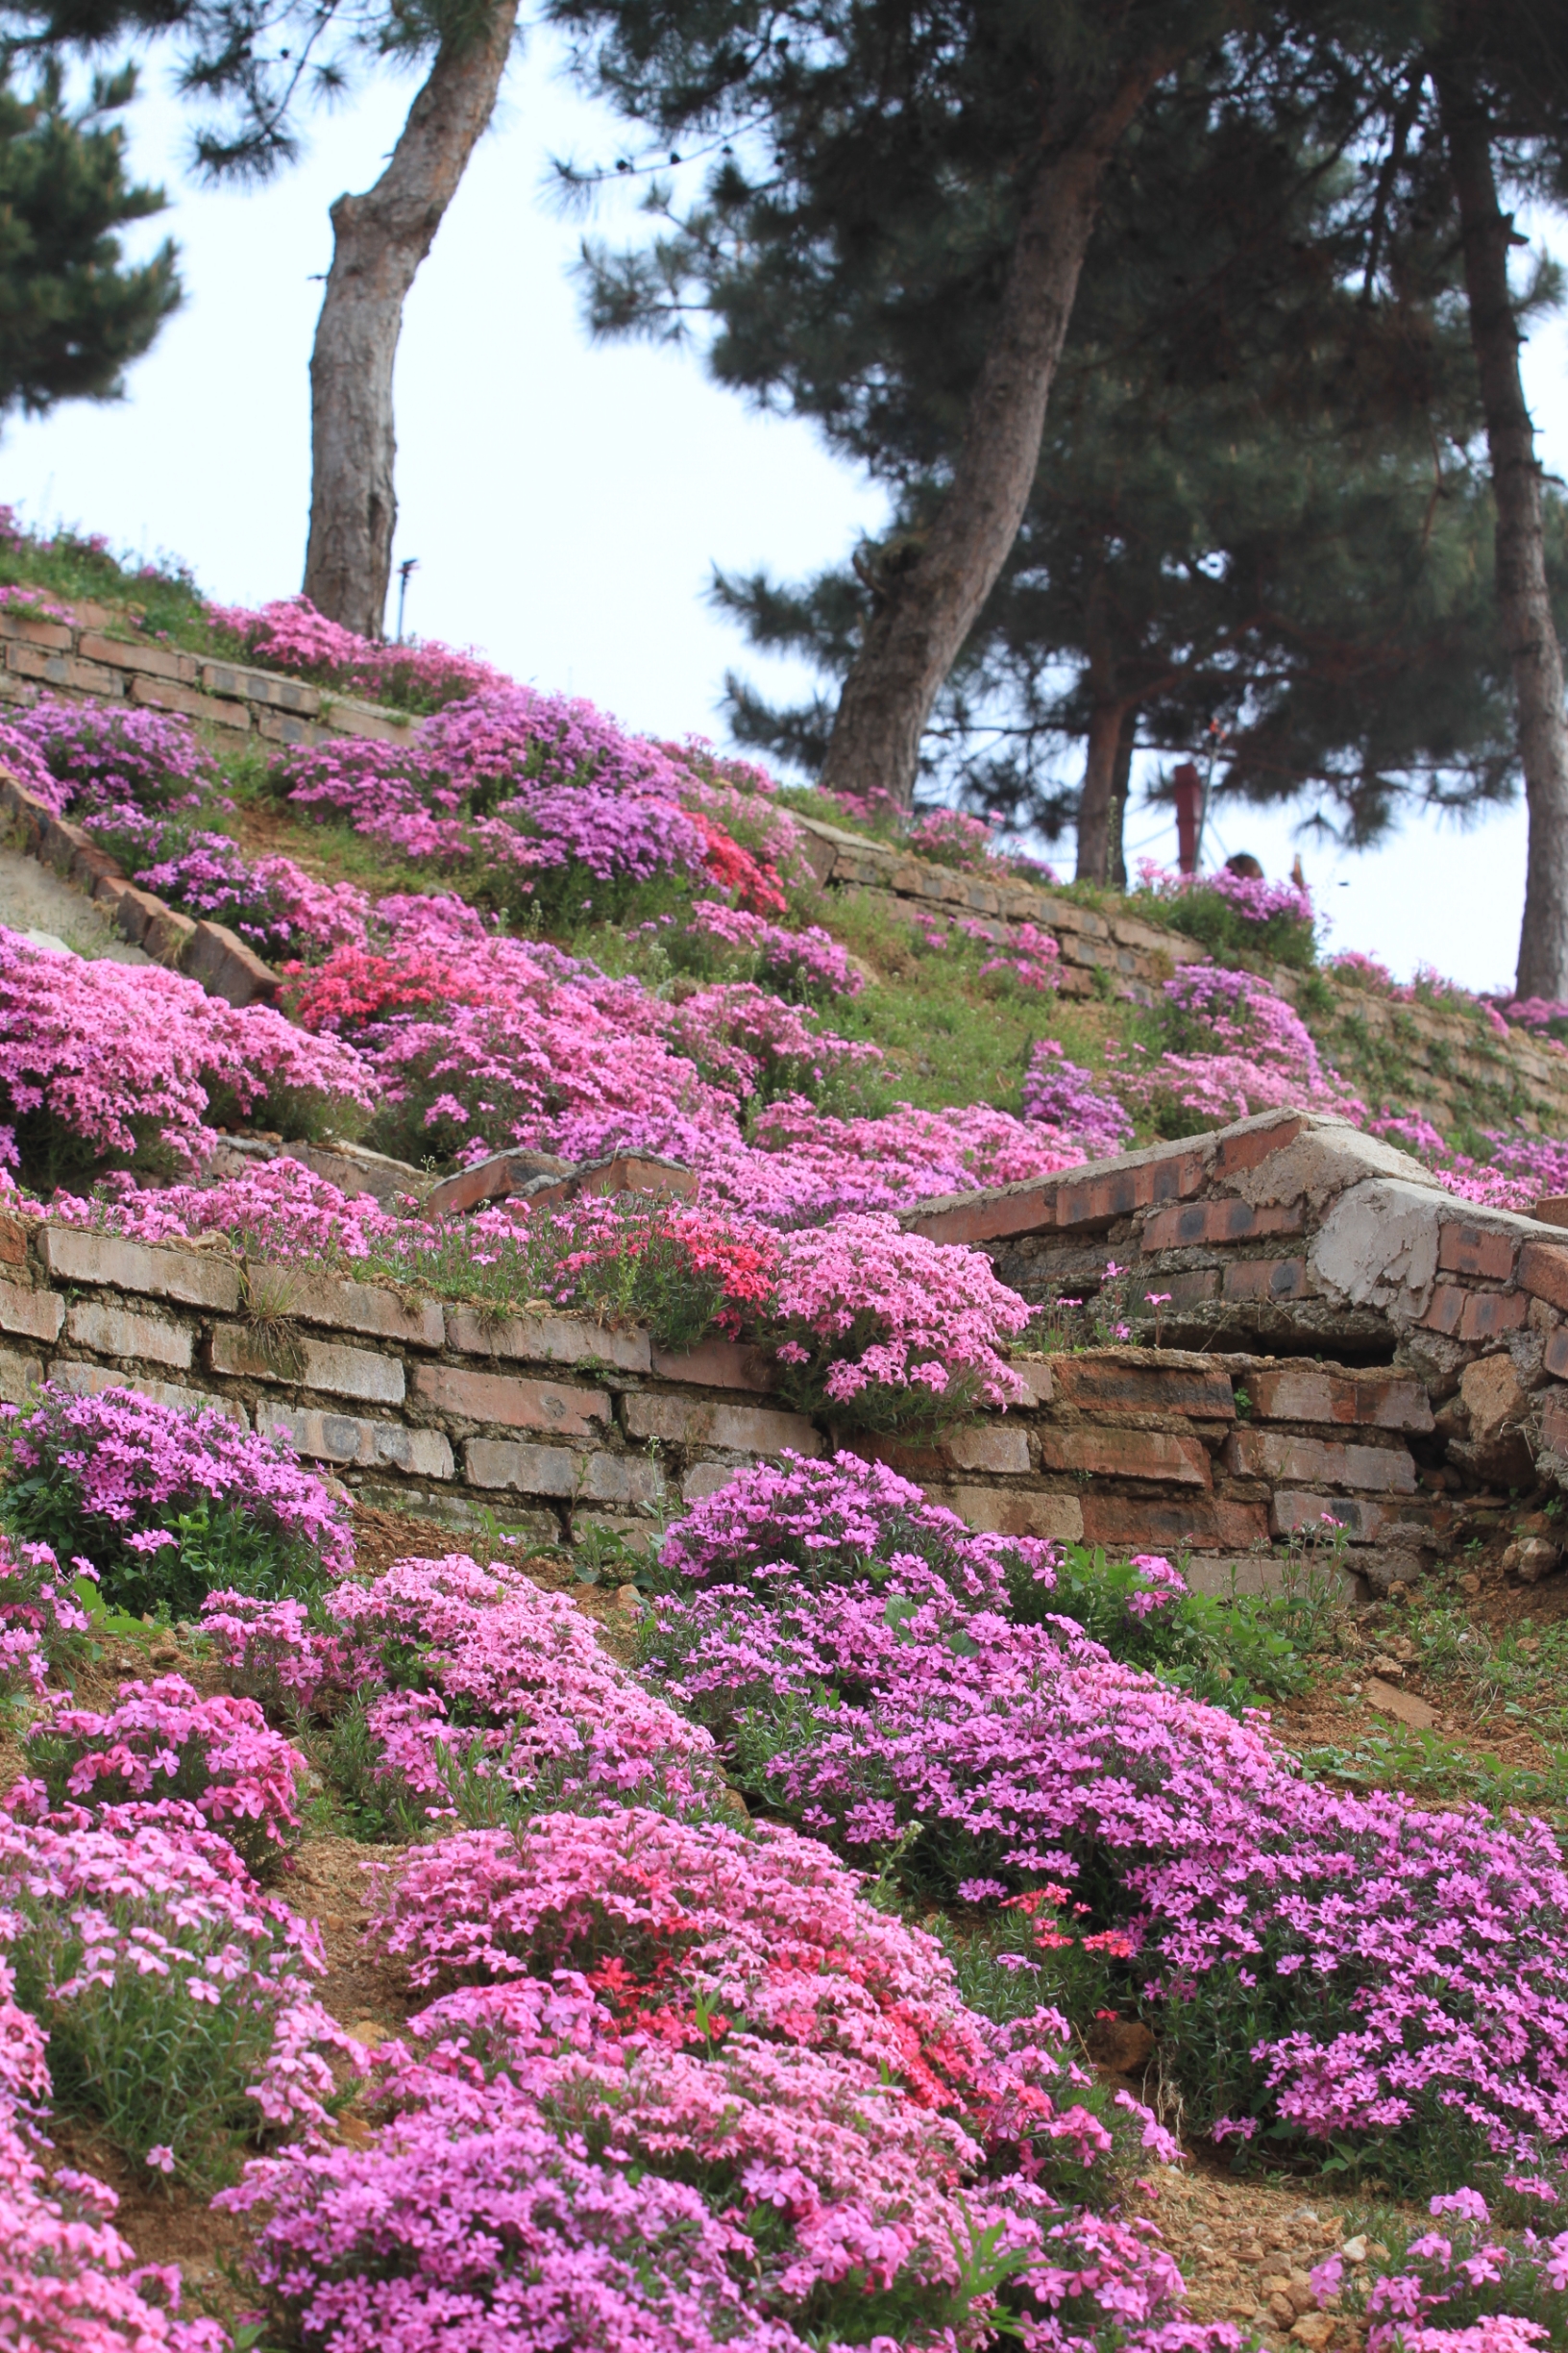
<box><xmin>648</xmin><ymin>1452</ymin><xmax>1568</xmax><ymax>2185</ymax></box>
<box><xmin>0</xmin><ymin>1382</ymin><xmax>355</xmax><ymax>1596</ymax></box>
<box><xmin>1022</xmin><ymin>1040</ymin><xmax>1136</xmax><ymax>1159</ymax></box>
<box><xmin>23</xmin><ymin>1673</ymin><xmax>306</xmax><ymax>1871</ymax></box>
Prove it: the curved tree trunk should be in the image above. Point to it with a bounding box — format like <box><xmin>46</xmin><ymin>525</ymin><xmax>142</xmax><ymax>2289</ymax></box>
<box><xmin>302</xmin><ymin>0</ymin><xmax>518</xmax><ymax>637</ymax></box>
<box><xmin>817</xmin><ymin>54</ymin><xmax>1169</xmax><ymax>814</ymax></box>
<box><xmin>1435</xmin><ymin>65</ymin><xmax>1568</xmax><ymax>1000</ymax></box>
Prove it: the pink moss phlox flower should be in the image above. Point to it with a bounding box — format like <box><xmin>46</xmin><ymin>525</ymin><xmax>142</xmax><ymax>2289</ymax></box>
<box><xmin>0</xmin><ymin>926</ymin><xmax>371</xmax><ymax>1173</ymax></box>
<box><xmin>26</xmin><ymin>1675</ymin><xmax>306</xmax><ymax>1865</ymax></box>
<box><xmin>1</xmin><ymin>1383</ymin><xmax>355</xmax><ymax>1580</ymax></box>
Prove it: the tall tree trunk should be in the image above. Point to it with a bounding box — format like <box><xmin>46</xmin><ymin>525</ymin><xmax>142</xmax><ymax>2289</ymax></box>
<box><xmin>1435</xmin><ymin>64</ymin><xmax>1568</xmax><ymax>1000</ymax></box>
<box><xmin>1076</xmin><ymin>697</ymin><xmax>1135</xmax><ymax>882</ymax></box>
<box><xmin>818</xmin><ymin>55</ymin><xmax>1170</xmax><ymax>813</ymax></box>
<box><xmin>302</xmin><ymin>0</ymin><xmax>518</xmax><ymax>637</ymax></box>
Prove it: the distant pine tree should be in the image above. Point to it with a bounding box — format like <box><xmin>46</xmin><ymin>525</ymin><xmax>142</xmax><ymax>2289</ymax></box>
<box><xmin>0</xmin><ymin>61</ymin><xmax>179</xmax><ymax>419</ymax></box>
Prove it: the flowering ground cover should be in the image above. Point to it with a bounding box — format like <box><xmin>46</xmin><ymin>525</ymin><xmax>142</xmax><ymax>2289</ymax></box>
<box><xmin>0</xmin><ymin>1360</ymin><xmax>1566</xmax><ymax>2345</ymax></box>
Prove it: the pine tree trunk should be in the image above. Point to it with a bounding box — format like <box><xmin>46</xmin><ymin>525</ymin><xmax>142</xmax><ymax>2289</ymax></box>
<box><xmin>1076</xmin><ymin>698</ymin><xmax>1134</xmax><ymax>883</ymax></box>
<box><xmin>818</xmin><ymin>58</ymin><xmax>1168</xmax><ymax>813</ymax></box>
<box><xmin>302</xmin><ymin>0</ymin><xmax>518</xmax><ymax>637</ymax></box>
<box><xmin>1436</xmin><ymin>66</ymin><xmax>1568</xmax><ymax>1001</ymax></box>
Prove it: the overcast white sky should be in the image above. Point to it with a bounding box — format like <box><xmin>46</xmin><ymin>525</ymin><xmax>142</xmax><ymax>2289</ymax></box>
<box><xmin>3</xmin><ymin>29</ymin><xmax>1566</xmax><ymax>991</ymax></box>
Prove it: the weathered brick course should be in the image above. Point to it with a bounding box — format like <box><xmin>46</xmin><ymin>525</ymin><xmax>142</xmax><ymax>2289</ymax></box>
<box><xmin>1034</xmin><ymin>1427</ymin><xmax>1212</xmax><ymax>1485</ymax></box>
<box><xmin>209</xmin><ymin>1327</ymin><xmax>405</xmax><ymax>1403</ymax></box>
<box><xmin>40</xmin><ymin>1228</ymin><xmax>243</xmax><ymax>1311</ymax></box>
<box><xmin>620</xmin><ymin>1393</ymin><xmax>820</xmax><ymax>1455</ymax></box>
<box><xmin>412</xmin><ymin>1363</ymin><xmax>608</xmax><ymax>1434</ymax></box>
<box><xmin>65</xmin><ymin>1301</ymin><xmax>191</xmax><ymax>1368</ymax></box>
<box><xmin>1225</xmin><ymin>1429</ymin><xmax>1416</xmax><ymax>1493</ymax></box>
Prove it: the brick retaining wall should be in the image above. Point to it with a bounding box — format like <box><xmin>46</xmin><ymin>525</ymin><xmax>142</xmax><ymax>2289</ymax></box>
<box><xmin>0</xmin><ymin>1195</ymin><xmax>1490</xmax><ymax>1592</ymax></box>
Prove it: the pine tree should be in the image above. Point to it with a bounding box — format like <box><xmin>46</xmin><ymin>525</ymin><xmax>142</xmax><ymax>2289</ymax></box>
<box><xmin>707</xmin><ymin>60</ymin><xmax>1538</xmax><ymax>876</ymax></box>
<box><xmin>552</xmin><ymin>1</ymin><xmax>1462</xmax><ymax>818</ymax></box>
<box><xmin>0</xmin><ymin>61</ymin><xmax>178</xmax><ymax>419</ymax></box>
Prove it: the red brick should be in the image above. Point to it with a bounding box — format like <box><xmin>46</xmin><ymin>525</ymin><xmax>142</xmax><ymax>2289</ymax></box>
<box><xmin>7</xmin><ymin>644</ymin><xmax>122</xmax><ymax>695</ymax></box>
<box><xmin>182</xmin><ymin>920</ymin><xmax>279</xmax><ymax>1007</ymax></box>
<box><xmin>1439</xmin><ymin>1221</ymin><xmax>1518</xmax><ymax>1280</ymax></box>
<box><xmin>1519</xmin><ymin>1240</ymin><xmax>1568</xmax><ymax>1311</ymax></box>
<box><xmin>78</xmin><ymin>631</ymin><xmax>199</xmax><ymax>684</ymax></box>
<box><xmin>0</xmin><ymin>1213</ymin><xmax>27</xmax><ymax>1267</ymax></box>
<box><xmin>651</xmin><ymin>1336</ymin><xmax>777</xmax><ymax>1391</ymax></box>
<box><xmin>0</xmin><ymin>1279</ymin><xmax>61</xmax><ymax>1342</ymax></box>
<box><xmin>905</xmin><ymin>1184</ymin><xmax>1066</xmax><ymax>1247</ymax></box>
<box><xmin>850</xmin><ymin>1424</ymin><xmax>1032</xmax><ymax>1477</ymax></box>
<box><xmin>210</xmin><ymin>1328</ymin><xmax>404</xmax><ymax>1404</ymax></box>
<box><xmin>199</xmin><ymin>660</ymin><xmax>320</xmax><ymax>714</ymax></box>
<box><xmin>1050</xmin><ymin>1355</ymin><xmax>1234</xmax><ymax>1418</ymax></box>
<box><xmin>529</xmin><ymin>1154</ymin><xmax>700</xmax><ymax>1212</ymax></box>
<box><xmin>444</xmin><ymin>1304</ymin><xmax>649</xmax><ymax>1374</ymax></box>
<box><xmin>621</xmin><ymin>1393</ymin><xmax>819</xmax><ymax>1454</ymax></box>
<box><xmin>0</xmin><ymin>610</ymin><xmax>71</xmax><ymax>650</ymax></box>
<box><xmin>1034</xmin><ymin>1427</ymin><xmax>1211</xmax><ymax>1485</ymax></box>
<box><xmin>322</xmin><ymin>698</ymin><xmax>416</xmax><ymax>746</ymax></box>
<box><xmin>422</xmin><ymin>1148</ymin><xmax>573</xmax><ymax>1217</ymax></box>
<box><xmin>276</xmin><ymin>1273</ymin><xmax>444</xmax><ymax>1349</ymax></box>
<box><xmin>1079</xmin><ymin>1494</ymin><xmax>1266</xmax><ymax>1551</ymax></box>
<box><xmin>143</xmin><ymin>906</ymin><xmax>197</xmax><ymax>964</ymax></box>
<box><xmin>1458</xmin><ymin>1290</ymin><xmax>1527</xmax><ymax>1341</ymax></box>
<box><xmin>949</xmin><ymin>1486</ymin><xmax>1083</xmax><ymax>1540</ymax></box>
<box><xmin>110</xmin><ymin>884</ymin><xmax>167</xmax><ymax>947</ymax></box>
<box><xmin>1420</xmin><ymin>1285</ymin><xmax>1465</xmax><ymax>1336</ymax></box>
<box><xmin>1010</xmin><ymin>1357</ymin><xmax>1054</xmax><ymax>1404</ymax></box>
<box><xmin>1054</xmin><ymin>1152</ymin><xmax>1205</xmax><ymax>1233</ymax></box>
<box><xmin>66</xmin><ymin>1299</ymin><xmax>190</xmax><ymax>1367</ymax></box>
<box><xmin>412</xmin><ymin>1363</ymin><xmax>608</xmax><ymax>1434</ymax></box>
<box><xmin>1213</xmin><ymin>1116</ymin><xmax>1304</xmax><ymax>1179</ymax></box>
<box><xmin>41</xmin><ymin>815</ymin><xmax>91</xmax><ymax>875</ymax></box>
<box><xmin>1221</xmin><ymin>1256</ymin><xmax>1309</xmax><ymax>1302</ymax></box>
<box><xmin>70</xmin><ymin>844</ymin><xmax>122</xmax><ymax>891</ymax></box>
<box><xmin>1535</xmin><ymin>1196</ymin><xmax>1568</xmax><ymax>1231</ymax></box>
<box><xmin>1545</xmin><ymin>1329</ymin><xmax>1568</xmax><ymax>1382</ymax></box>
<box><xmin>1225</xmin><ymin>1427</ymin><xmax>1416</xmax><ymax>1493</ymax></box>
<box><xmin>129</xmin><ymin>674</ymin><xmax>252</xmax><ymax>731</ymax></box>
<box><xmin>1245</xmin><ymin>1364</ymin><xmax>1433</xmax><ymax>1433</ymax></box>
<box><xmin>1166</xmin><ymin>1268</ymin><xmax>1219</xmax><ymax>1306</ymax></box>
<box><xmin>1269</xmin><ymin>1489</ymin><xmax>1394</xmax><ymax>1543</ymax></box>
<box><xmin>39</xmin><ymin>1227</ymin><xmax>240</xmax><ymax>1311</ymax></box>
<box><xmin>1141</xmin><ymin>1198</ymin><xmax>1303</xmax><ymax>1252</ymax></box>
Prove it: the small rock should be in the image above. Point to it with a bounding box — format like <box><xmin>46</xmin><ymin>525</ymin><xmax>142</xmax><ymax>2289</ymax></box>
<box><xmin>1291</xmin><ymin>2316</ymin><xmax>1335</xmax><ymax>2349</ymax></box>
<box><xmin>1087</xmin><ymin>2018</ymin><xmax>1156</xmax><ymax>2072</ymax></box>
<box><xmin>1369</xmin><ymin>1655</ymin><xmax>1406</xmax><ymax>1679</ymax></box>
<box><xmin>1269</xmin><ymin>2293</ymin><xmax>1298</xmax><ymax>2329</ymax></box>
<box><xmin>1363</xmin><ymin>1676</ymin><xmax>1437</xmax><ymax>1730</ymax></box>
<box><xmin>1458</xmin><ymin>1573</ymin><xmax>1481</xmax><ymax>1596</ymax></box>
<box><xmin>616</xmin><ymin>1580</ymin><xmax>642</xmax><ymax>1615</ymax></box>
<box><xmin>347</xmin><ymin>2018</ymin><xmax>388</xmax><ymax>2047</ymax></box>
<box><xmin>1503</xmin><ymin>1536</ymin><xmax>1561</xmax><ymax>1585</ymax></box>
<box><xmin>149</xmin><ymin>1643</ymin><xmax>181</xmax><ymax>1667</ymax></box>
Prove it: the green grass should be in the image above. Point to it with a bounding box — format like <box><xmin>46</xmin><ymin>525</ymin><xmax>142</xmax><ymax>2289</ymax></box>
<box><xmin>0</xmin><ymin>522</ymin><xmax>214</xmax><ymax>649</ymax></box>
<box><xmin>1302</xmin><ymin>1720</ymin><xmax>1568</xmax><ymax>1818</ymax></box>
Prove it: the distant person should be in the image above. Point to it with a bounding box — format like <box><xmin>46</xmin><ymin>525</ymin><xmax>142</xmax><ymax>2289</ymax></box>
<box><xmin>1225</xmin><ymin>852</ymin><xmax>1264</xmax><ymax>880</ymax></box>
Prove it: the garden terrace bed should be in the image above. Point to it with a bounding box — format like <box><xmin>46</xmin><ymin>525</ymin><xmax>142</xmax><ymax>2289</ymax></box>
<box><xmin>0</xmin><ymin>1146</ymin><xmax>1556</xmax><ymax>1592</ymax></box>
<box><xmin>7</xmin><ymin>595</ymin><xmax>1568</xmax><ymax>1156</ymax></box>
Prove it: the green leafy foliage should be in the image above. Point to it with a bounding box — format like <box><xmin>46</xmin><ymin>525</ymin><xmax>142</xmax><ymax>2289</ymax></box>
<box><xmin>0</xmin><ymin>61</ymin><xmax>179</xmax><ymax>420</ymax></box>
<box><xmin>1011</xmin><ymin>1542</ymin><xmax>1337</xmax><ymax>1715</ymax></box>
